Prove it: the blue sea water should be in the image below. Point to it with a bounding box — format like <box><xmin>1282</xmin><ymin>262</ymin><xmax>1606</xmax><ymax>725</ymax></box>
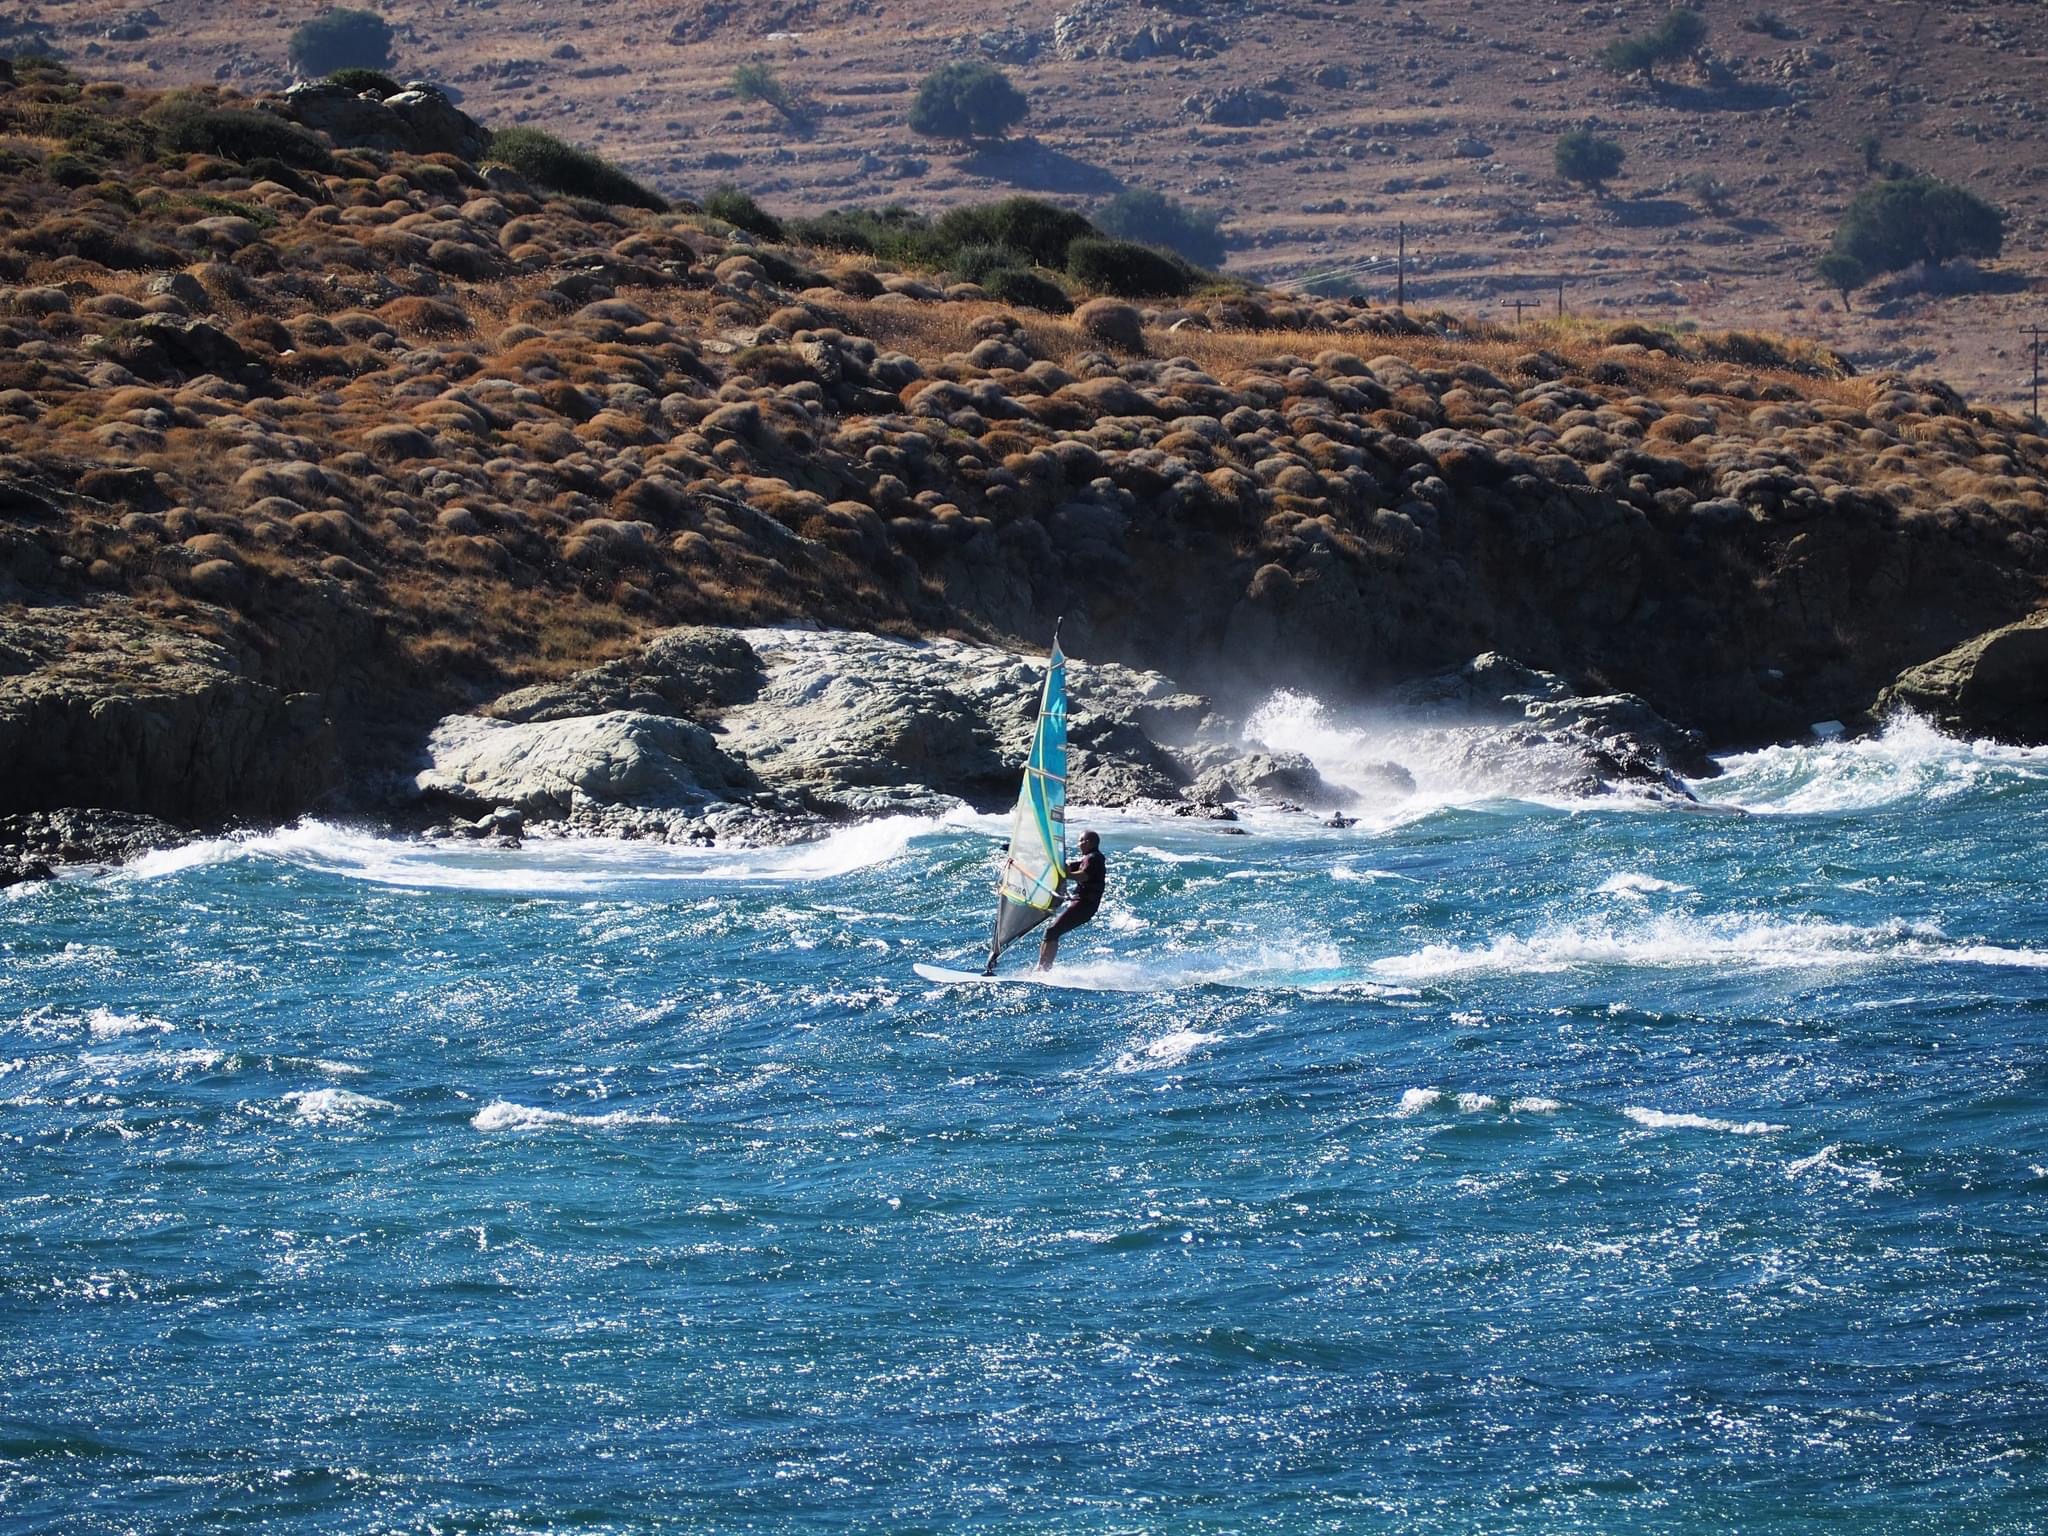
<box><xmin>3</xmin><ymin>714</ymin><xmax>2047</xmax><ymax>1534</ymax></box>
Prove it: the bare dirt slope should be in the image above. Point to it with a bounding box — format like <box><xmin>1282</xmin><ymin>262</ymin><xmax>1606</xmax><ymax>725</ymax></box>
<box><xmin>28</xmin><ymin>0</ymin><xmax>2048</xmax><ymax>407</ymax></box>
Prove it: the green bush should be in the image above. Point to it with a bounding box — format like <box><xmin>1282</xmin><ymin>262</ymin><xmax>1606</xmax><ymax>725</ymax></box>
<box><xmin>981</xmin><ymin>266</ymin><xmax>1072</xmax><ymax>314</ymax></box>
<box><xmin>1093</xmin><ymin>188</ymin><xmax>1225</xmax><ymax>268</ymax></box>
<box><xmin>704</xmin><ymin>185</ymin><xmax>784</xmax><ymax>241</ymax></box>
<box><xmin>1065</xmin><ymin>236</ymin><xmax>1193</xmax><ymax>298</ymax></box>
<box><xmin>1554</xmin><ymin>129</ymin><xmax>1625</xmax><ymax>192</ymax></box>
<box><xmin>487</xmin><ymin>127</ymin><xmax>666</xmax><ymax>211</ymax></box>
<box><xmin>163</xmin><ymin>108</ymin><xmax>335</xmax><ymax>172</ymax></box>
<box><xmin>43</xmin><ymin>153</ymin><xmax>104</xmax><ymax>189</ymax></box>
<box><xmin>327</xmin><ymin>66</ymin><xmax>401</xmax><ymax>98</ymax></box>
<box><xmin>1599</xmin><ymin>8</ymin><xmax>1707</xmax><ymax>84</ymax></box>
<box><xmin>288</xmin><ymin>8</ymin><xmax>396</xmax><ymax>77</ymax></box>
<box><xmin>932</xmin><ymin>197</ymin><xmax>1092</xmax><ymax>267</ymax></box>
<box><xmin>909</xmin><ymin>62</ymin><xmax>1028</xmax><ymax>142</ymax></box>
<box><xmin>1827</xmin><ymin>174</ymin><xmax>2003</xmax><ymax>278</ymax></box>
<box><xmin>784</xmin><ymin>205</ymin><xmax>930</xmax><ymax>259</ymax></box>
<box><xmin>949</xmin><ymin>242</ymin><xmax>1030</xmax><ymax>284</ymax></box>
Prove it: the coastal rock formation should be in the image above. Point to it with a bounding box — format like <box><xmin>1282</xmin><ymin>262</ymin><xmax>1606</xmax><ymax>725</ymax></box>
<box><xmin>0</xmin><ymin>604</ymin><xmax>335</xmax><ymax>826</ymax></box>
<box><xmin>409</xmin><ymin>626</ymin><xmax>1713</xmax><ymax>839</ymax></box>
<box><xmin>416</xmin><ymin>710</ymin><xmax>759</xmax><ymax>819</ymax></box>
<box><xmin>1876</xmin><ymin>613</ymin><xmax>2048</xmax><ymax>743</ymax></box>
<box><xmin>281</xmin><ymin>81</ymin><xmax>492</xmax><ymax>161</ymax></box>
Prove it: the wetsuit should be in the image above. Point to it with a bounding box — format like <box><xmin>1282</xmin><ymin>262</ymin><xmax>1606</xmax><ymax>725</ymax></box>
<box><xmin>1049</xmin><ymin>849</ymin><xmax>1106</xmax><ymax>937</ymax></box>
<box><xmin>1041</xmin><ymin>848</ymin><xmax>1106</xmax><ymax>954</ymax></box>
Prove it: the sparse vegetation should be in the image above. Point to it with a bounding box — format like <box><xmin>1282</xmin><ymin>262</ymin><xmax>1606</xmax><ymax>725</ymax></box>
<box><xmin>1815</xmin><ymin>251</ymin><xmax>1866</xmax><ymax>312</ymax></box>
<box><xmin>908</xmin><ymin>62</ymin><xmax>1028</xmax><ymax>144</ymax></box>
<box><xmin>730</xmin><ymin>62</ymin><xmax>805</xmax><ymax>123</ymax></box>
<box><xmin>1093</xmin><ymin>188</ymin><xmax>1226</xmax><ymax>269</ymax></box>
<box><xmin>287</xmin><ymin>8</ymin><xmax>396</xmax><ymax>78</ymax></box>
<box><xmin>704</xmin><ymin>185</ymin><xmax>784</xmax><ymax>241</ymax></box>
<box><xmin>1599</xmin><ymin>8</ymin><xmax>1708</xmax><ymax>86</ymax></box>
<box><xmin>487</xmin><ymin>126</ymin><xmax>666</xmax><ymax>211</ymax></box>
<box><xmin>1827</xmin><ymin>175</ymin><xmax>2004</xmax><ymax>282</ymax></box>
<box><xmin>1554</xmin><ymin>129</ymin><xmax>1625</xmax><ymax>193</ymax></box>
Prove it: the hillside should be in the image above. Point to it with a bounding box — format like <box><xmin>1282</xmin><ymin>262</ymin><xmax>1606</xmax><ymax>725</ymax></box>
<box><xmin>25</xmin><ymin>0</ymin><xmax>2048</xmax><ymax>408</ymax></box>
<box><xmin>0</xmin><ymin>60</ymin><xmax>2045</xmax><ymax>840</ymax></box>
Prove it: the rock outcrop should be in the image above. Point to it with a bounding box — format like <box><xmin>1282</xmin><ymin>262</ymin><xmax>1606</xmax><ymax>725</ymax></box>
<box><xmin>280</xmin><ymin>81</ymin><xmax>492</xmax><ymax>160</ymax></box>
<box><xmin>0</xmin><ymin>604</ymin><xmax>336</xmax><ymax>826</ymax></box>
<box><xmin>408</xmin><ymin>625</ymin><xmax>1714</xmax><ymax>841</ymax></box>
<box><xmin>1876</xmin><ymin>613</ymin><xmax>2048</xmax><ymax>743</ymax></box>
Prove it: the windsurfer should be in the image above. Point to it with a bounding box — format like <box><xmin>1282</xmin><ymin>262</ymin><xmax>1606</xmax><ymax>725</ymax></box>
<box><xmin>1036</xmin><ymin>831</ymin><xmax>1106</xmax><ymax>971</ymax></box>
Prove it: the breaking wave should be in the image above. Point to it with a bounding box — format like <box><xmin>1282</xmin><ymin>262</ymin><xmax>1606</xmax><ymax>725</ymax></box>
<box><xmin>1702</xmin><ymin>712</ymin><xmax>2048</xmax><ymax>815</ymax></box>
<box><xmin>122</xmin><ymin>815</ymin><xmax>949</xmax><ymax>894</ymax></box>
<box><xmin>470</xmin><ymin>1099</ymin><xmax>677</xmax><ymax>1133</ymax></box>
<box><xmin>1622</xmin><ymin>1107</ymin><xmax>1787</xmax><ymax>1136</ymax></box>
<box><xmin>1370</xmin><ymin>914</ymin><xmax>2048</xmax><ymax>980</ymax></box>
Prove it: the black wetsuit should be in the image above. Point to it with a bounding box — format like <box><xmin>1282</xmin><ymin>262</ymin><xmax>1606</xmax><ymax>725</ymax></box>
<box><xmin>1045</xmin><ymin>849</ymin><xmax>1106</xmax><ymax>940</ymax></box>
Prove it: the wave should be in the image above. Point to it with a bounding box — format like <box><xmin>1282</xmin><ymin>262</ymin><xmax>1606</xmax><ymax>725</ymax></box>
<box><xmin>1623</xmin><ymin>1106</ymin><xmax>1786</xmax><ymax>1136</ymax></box>
<box><xmin>122</xmin><ymin>814</ymin><xmax>948</xmax><ymax>894</ymax></box>
<box><xmin>284</xmin><ymin>1088</ymin><xmax>396</xmax><ymax>1124</ymax></box>
<box><xmin>471</xmin><ymin>1098</ymin><xmax>676</xmax><ymax>1132</ymax></box>
<box><xmin>1597</xmin><ymin>872</ymin><xmax>1692</xmax><ymax>897</ymax></box>
<box><xmin>1370</xmin><ymin>913</ymin><xmax>2048</xmax><ymax>980</ymax></box>
<box><xmin>1785</xmin><ymin>1143</ymin><xmax>1894</xmax><ymax>1190</ymax></box>
<box><xmin>1395</xmin><ymin>1088</ymin><xmax>1563</xmax><ymax>1117</ymax></box>
<box><xmin>964</xmin><ymin>942</ymin><xmax>1382</xmax><ymax>995</ymax></box>
<box><xmin>1702</xmin><ymin>712</ymin><xmax>2048</xmax><ymax>815</ymax></box>
<box><xmin>1111</xmin><ymin>1028</ymin><xmax>1224</xmax><ymax>1072</ymax></box>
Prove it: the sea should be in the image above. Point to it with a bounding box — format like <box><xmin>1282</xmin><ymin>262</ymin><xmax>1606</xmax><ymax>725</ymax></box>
<box><xmin>3</xmin><ymin>708</ymin><xmax>2045</xmax><ymax>1534</ymax></box>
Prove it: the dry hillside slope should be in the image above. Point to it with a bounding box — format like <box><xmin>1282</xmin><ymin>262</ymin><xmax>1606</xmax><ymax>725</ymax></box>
<box><xmin>0</xmin><ymin>61</ymin><xmax>2044</xmax><ymax>836</ymax></box>
<box><xmin>30</xmin><ymin>0</ymin><xmax>2048</xmax><ymax>406</ymax></box>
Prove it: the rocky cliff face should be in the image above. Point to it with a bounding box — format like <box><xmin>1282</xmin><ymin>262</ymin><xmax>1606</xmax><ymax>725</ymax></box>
<box><xmin>1876</xmin><ymin>615</ymin><xmax>2048</xmax><ymax>744</ymax></box>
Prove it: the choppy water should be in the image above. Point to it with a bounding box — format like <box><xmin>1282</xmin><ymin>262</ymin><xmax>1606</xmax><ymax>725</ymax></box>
<box><xmin>4</xmin><ymin>715</ymin><xmax>2047</xmax><ymax>1533</ymax></box>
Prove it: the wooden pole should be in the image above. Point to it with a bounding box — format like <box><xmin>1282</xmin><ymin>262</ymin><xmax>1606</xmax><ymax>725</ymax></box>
<box><xmin>1396</xmin><ymin>222</ymin><xmax>1406</xmax><ymax>309</ymax></box>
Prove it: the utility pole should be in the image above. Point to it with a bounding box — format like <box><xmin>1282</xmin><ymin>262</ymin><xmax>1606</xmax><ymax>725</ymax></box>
<box><xmin>2026</xmin><ymin>322</ymin><xmax>2046</xmax><ymax>425</ymax></box>
<box><xmin>1556</xmin><ymin>278</ymin><xmax>1565</xmax><ymax>318</ymax></box>
<box><xmin>1501</xmin><ymin>297</ymin><xmax>1539</xmax><ymax>328</ymax></box>
<box><xmin>1396</xmin><ymin>222</ymin><xmax>1406</xmax><ymax>309</ymax></box>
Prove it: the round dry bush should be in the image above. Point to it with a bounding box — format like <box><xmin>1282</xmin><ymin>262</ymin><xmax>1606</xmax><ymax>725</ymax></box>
<box><xmin>377</xmin><ymin>296</ymin><xmax>471</xmax><ymax>336</ymax></box>
<box><xmin>1074</xmin><ymin>298</ymin><xmax>1144</xmax><ymax>352</ymax></box>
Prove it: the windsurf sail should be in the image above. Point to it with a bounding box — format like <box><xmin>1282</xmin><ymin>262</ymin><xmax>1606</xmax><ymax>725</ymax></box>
<box><xmin>986</xmin><ymin>635</ymin><xmax>1069</xmax><ymax>970</ymax></box>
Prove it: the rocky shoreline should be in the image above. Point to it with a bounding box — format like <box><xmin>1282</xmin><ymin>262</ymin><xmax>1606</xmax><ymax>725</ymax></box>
<box><xmin>1</xmin><ymin>621</ymin><xmax>1722</xmax><ymax>878</ymax></box>
<box><xmin>6</xmin><ymin>611</ymin><xmax>2042</xmax><ymax>885</ymax></box>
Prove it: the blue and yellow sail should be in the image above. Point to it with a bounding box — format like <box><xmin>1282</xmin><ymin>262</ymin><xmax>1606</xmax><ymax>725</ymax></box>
<box><xmin>987</xmin><ymin>638</ymin><xmax>1068</xmax><ymax>967</ymax></box>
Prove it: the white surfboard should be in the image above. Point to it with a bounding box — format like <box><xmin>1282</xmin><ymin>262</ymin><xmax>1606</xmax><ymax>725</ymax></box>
<box><xmin>913</xmin><ymin>961</ymin><xmax>1156</xmax><ymax>993</ymax></box>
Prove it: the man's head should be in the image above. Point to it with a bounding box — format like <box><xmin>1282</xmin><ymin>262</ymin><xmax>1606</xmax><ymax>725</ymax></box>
<box><xmin>1078</xmin><ymin>830</ymin><xmax>1099</xmax><ymax>853</ymax></box>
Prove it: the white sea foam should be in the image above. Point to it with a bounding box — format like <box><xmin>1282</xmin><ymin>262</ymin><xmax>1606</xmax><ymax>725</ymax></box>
<box><xmin>1597</xmin><ymin>872</ymin><xmax>1692</xmax><ymax>897</ymax></box>
<box><xmin>1370</xmin><ymin>913</ymin><xmax>2048</xmax><ymax>980</ymax></box>
<box><xmin>956</xmin><ymin>941</ymin><xmax>1357</xmax><ymax>995</ymax></box>
<box><xmin>1785</xmin><ymin>1143</ymin><xmax>1895</xmax><ymax>1190</ymax></box>
<box><xmin>1128</xmin><ymin>845</ymin><xmax>1212</xmax><ymax>865</ymax></box>
<box><xmin>285</xmin><ymin>1088</ymin><xmax>397</xmax><ymax>1124</ymax></box>
<box><xmin>1622</xmin><ymin>1106</ymin><xmax>1786</xmax><ymax>1136</ymax></box>
<box><xmin>85</xmin><ymin>1008</ymin><xmax>171</xmax><ymax>1039</ymax></box>
<box><xmin>471</xmin><ymin>1099</ymin><xmax>676</xmax><ymax>1132</ymax></box>
<box><xmin>123</xmin><ymin>814</ymin><xmax>947</xmax><ymax>894</ymax></box>
<box><xmin>1112</xmin><ymin>1028</ymin><xmax>1223</xmax><ymax>1073</ymax></box>
<box><xmin>1330</xmin><ymin>863</ymin><xmax>1422</xmax><ymax>884</ymax></box>
<box><xmin>1702</xmin><ymin>711</ymin><xmax>2048</xmax><ymax>815</ymax></box>
<box><xmin>1395</xmin><ymin>1088</ymin><xmax>1442</xmax><ymax>1116</ymax></box>
<box><xmin>1509</xmin><ymin>1096</ymin><xmax>1565</xmax><ymax>1114</ymax></box>
<box><xmin>1455</xmin><ymin>1092</ymin><xmax>1499</xmax><ymax>1113</ymax></box>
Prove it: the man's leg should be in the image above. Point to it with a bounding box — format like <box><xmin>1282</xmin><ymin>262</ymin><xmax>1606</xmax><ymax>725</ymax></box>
<box><xmin>1037</xmin><ymin>908</ymin><xmax>1077</xmax><ymax>971</ymax></box>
